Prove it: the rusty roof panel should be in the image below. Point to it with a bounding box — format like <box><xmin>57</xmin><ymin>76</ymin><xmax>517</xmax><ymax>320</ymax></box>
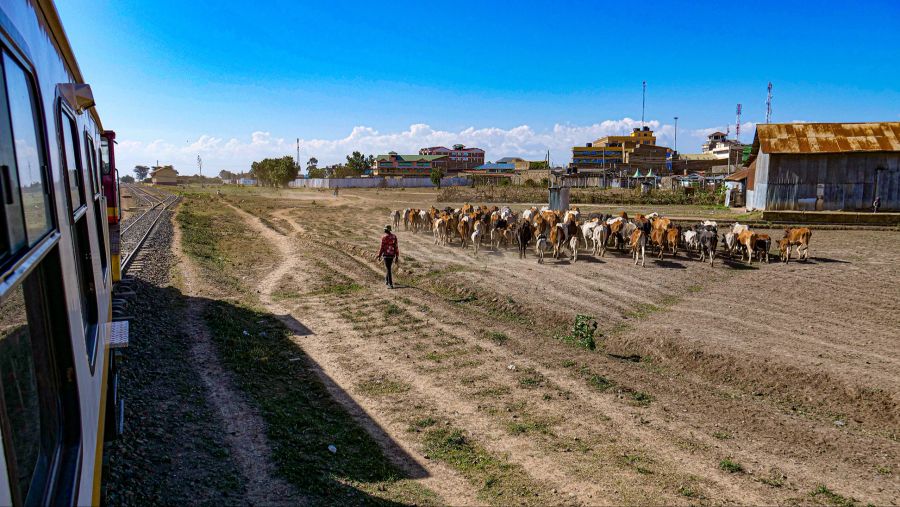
<box><xmin>756</xmin><ymin>122</ymin><xmax>900</xmax><ymax>154</ymax></box>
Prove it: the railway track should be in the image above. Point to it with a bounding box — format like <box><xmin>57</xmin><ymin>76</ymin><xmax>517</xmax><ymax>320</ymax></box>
<box><xmin>120</xmin><ymin>185</ymin><xmax>180</xmax><ymax>276</ymax></box>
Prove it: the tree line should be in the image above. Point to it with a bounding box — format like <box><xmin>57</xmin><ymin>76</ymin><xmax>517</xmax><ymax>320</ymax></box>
<box><xmin>128</xmin><ymin>150</ymin><xmax>384</xmax><ymax>187</ymax></box>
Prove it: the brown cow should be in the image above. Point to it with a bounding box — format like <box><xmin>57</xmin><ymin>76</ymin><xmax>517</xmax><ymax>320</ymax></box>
<box><xmin>630</xmin><ymin>229</ymin><xmax>646</xmax><ymax>267</ymax></box>
<box><xmin>666</xmin><ymin>225</ymin><xmax>680</xmax><ymax>257</ymax></box>
<box><xmin>457</xmin><ymin>215</ymin><xmax>471</xmax><ymax>248</ymax></box>
<box><xmin>782</xmin><ymin>228</ymin><xmax>812</xmax><ymax>261</ymax></box>
<box><xmin>737</xmin><ymin>230</ymin><xmax>758</xmax><ymax>264</ymax></box>
<box><xmin>778</xmin><ymin>237</ymin><xmax>791</xmax><ymax>263</ymax></box>
<box><xmin>650</xmin><ymin>227</ymin><xmax>667</xmax><ymax>259</ymax></box>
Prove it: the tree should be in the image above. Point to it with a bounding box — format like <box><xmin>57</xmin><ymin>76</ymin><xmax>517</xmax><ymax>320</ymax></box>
<box><xmin>345</xmin><ymin>151</ymin><xmax>374</xmax><ymax>176</ymax></box>
<box><xmin>134</xmin><ymin>165</ymin><xmax>150</xmax><ymax>180</ymax></box>
<box><xmin>307</xmin><ymin>166</ymin><xmax>326</xmax><ymax>178</ymax></box>
<box><xmin>219</xmin><ymin>170</ymin><xmax>236</xmax><ymax>181</ymax></box>
<box><xmin>306</xmin><ymin>157</ymin><xmax>318</xmax><ymax>174</ymax></box>
<box><xmin>332</xmin><ymin>164</ymin><xmax>362</xmax><ymax>179</ymax></box>
<box><xmin>430</xmin><ymin>167</ymin><xmax>444</xmax><ymax>189</ymax></box>
<box><xmin>120</xmin><ymin>175</ymin><xmax>135</xmax><ymax>183</ymax></box>
<box><xmin>250</xmin><ymin>156</ymin><xmax>299</xmax><ymax>187</ymax></box>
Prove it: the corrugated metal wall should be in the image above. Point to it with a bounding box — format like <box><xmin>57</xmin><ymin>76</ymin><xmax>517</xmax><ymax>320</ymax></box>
<box><xmin>763</xmin><ymin>153</ymin><xmax>899</xmax><ymax>210</ymax></box>
<box><xmin>747</xmin><ymin>153</ymin><xmax>770</xmax><ymax>210</ymax></box>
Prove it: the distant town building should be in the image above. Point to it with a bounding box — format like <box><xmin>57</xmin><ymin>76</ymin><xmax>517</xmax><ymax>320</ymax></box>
<box><xmin>419</xmin><ymin>144</ymin><xmax>484</xmax><ymax>174</ymax></box>
<box><xmin>702</xmin><ymin>131</ymin><xmax>747</xmax><ymax>162</ymax></box>
<box><xmin>572</xmin><ymin>126</ymin><xmax>663</xmax><ymax>170</ymax></box>
<box><xmin>373</xmin><ymin>152</ymin><xmax>447</xmax><ymax>177</ymax></box>
<box><xmin>746</xmin><ymin>122</ymin><xmax>900</xmax><ymax>211</ymax></box>
<box><xmin>150</xmin><ymin>165</ymin><xmax>178</xmax><ymax>185</ymax></box>
<box><xmin>469</xmin><ymin>163</ymin><xmax>516</xmax><ymax>174</ymax></box>
<box><xmin>496</xmin><ymin>157</ymin><xmax>530</xmax><ymax>172</ymax></box>
<box><xmin>669</xmin><ymin>152</ymin><xmax>722</xmax><ymax>174</ymax></box>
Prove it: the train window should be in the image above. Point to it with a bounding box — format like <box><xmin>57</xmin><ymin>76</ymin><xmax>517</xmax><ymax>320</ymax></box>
<box><xmin>86</xmin><ymin>136</ymin><xmax>107</xmax><ymax>274</ymax></box>
<box><xmin>0</xmin><ymin>284</ymin><xmax>44</xmax><ymax>502</ymax></box>
<box><xmin>84</xmin><ymin>135</ymin><xmax>96</xmax><ymax>197</ymax></box>
<box><xmin>59</xmin><ymin>112</ymin><xmax>84</xmax><ymax>213</ymax></box>
<box><xmin>72</xmin><ymin>215</ymin><xmax>98</xmax><ymax>361</ymax></box>
<box><xmin>99</xmin><ymin>137</ymin><xmax>110</xmax><ymax>175</ymax></box>
<box><xmin>0</xmin><ymin>53</ymin><xmax>54</xmax><ymax>263</ymax></box>
<box><xmin>0</xmin><ymin>245</ymin><xmax>80</xmax><ymax>506</ymax></box>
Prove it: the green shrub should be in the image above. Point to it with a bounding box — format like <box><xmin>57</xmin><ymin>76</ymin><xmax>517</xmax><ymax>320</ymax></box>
<box><xmin>556</xmin><ymin>315</ymin><xmax>598</xmax><ymax>350</ymax></box>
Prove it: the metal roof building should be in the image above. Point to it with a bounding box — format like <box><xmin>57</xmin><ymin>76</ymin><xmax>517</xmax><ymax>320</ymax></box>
<box><xmin>746</xmin><ymin>122</ymin><xmax>900</xmax><ymax>211</ymax></box>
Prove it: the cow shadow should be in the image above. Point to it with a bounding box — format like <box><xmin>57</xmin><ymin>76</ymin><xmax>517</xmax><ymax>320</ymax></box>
<box><xmin>720</xmin><ymin>258</ymin><xmax>760</xmax><ymax>270</ymax></box>
<box><xmin>652</xmin><ymin>258</ymin><xmax>687</xmax><ymax>269</ymax></box>
<box><xmin>805</xmin><ymin>257</ymin><xmax>850</xmax><ymax>264</ymax></box>
<box><xmin>575</xmin><ymin>255</ymin><xmax>606</xmax><ymax>264</ymax></box>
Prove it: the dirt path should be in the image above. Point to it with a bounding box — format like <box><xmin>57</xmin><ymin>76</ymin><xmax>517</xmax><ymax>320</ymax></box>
<box><xmin>228</xmin><ymin>203</ymin><xmax>483</xmax><ymax>506</ymax></box>
<box><xmin>173</xmin><ymin>217</ymin><xmax>302</xmax><ymax>505</ymax></box>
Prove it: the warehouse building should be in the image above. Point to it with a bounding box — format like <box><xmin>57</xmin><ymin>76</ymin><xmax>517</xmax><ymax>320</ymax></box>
<box><xmin>746</xmin><ymin>122</ymin><xmax>899</xmax><ymax>211</ymax></box>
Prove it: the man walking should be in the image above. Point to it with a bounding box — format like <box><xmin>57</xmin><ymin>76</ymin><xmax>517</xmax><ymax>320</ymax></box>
<box><xmin>376</xmin><ymin>225</ymin><xmax>399</xmax><ymax>289</ymax></box>
<box><xmin>873</xmin><ymin>195</ymin><xmax>881</xmax><ymax>213</ymax></box>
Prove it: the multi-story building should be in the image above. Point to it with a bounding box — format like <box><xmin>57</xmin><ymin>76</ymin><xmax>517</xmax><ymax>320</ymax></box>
<box><xmin>496</xmin><ymin>157</ymin><xmax>531</xmax><ymax>172</ymax></box>
<box><xmin>419</xmin><ymin>144</ymin><xmax>485</xmax><ymax>174</ymax></box>
<box><xmin>372</xmin><ymin>152</ymin><xmax>447</xmax><ymax>177</ymax></box>
<box><xmin>702</xmin><ymin>131</ymin><xmax>746</xmax><ymax>161</ymax></box>
<box><xmin>572</xmin><ymin>126</ymin><xmax>659</xmax><ymax>169</ymax></box>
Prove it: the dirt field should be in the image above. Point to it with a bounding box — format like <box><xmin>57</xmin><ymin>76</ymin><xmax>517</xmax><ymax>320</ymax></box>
<box><xmin>178</xmin><ymin>186</ymin><xmax>899</xmax><ymax>506</ymax></box>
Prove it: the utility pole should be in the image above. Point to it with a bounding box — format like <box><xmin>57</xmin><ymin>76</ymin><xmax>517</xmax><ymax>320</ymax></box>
<box><xmin>673</xmin><ymin>116</ymin><xmax>678</xmax><ymax>152</ymax></box>
<box><xmin>673</xmin><ymin>116</ymin><xmax>678</xmax><ymax>175</ymax></box>
<box><xmin>641</xmin><ymin>81</ymin><xmax>646</xmax><ymax>127</ymax></box>
<box><xmin>766</xmin><ymin>82</ymin><xmax>773</xmax><ymax>124</ymax></box>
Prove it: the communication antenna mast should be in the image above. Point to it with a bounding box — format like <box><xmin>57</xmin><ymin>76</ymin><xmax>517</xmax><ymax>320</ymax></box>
<box><xmin>765</xmin><ymin>82</ymin><xmax>773</xmax><ymax>123</ymax></box>
<box><xmin>735</xmin><ymin>104</ymin><xmax>742</xmax><ymax>142</ymax></box>
<box><xmin>296</xmin><ymin>138</ymin><xmax>300</xmax><ymax>168</ymax></box>
<box><xmin>197</xmin><ymin>155</ymin><xmax>202</xmax><ymax>177</ymax></box>
<box><xmin>641</xmin><ymin>81</ymin><xmax>646</xmax><ymax>127</ymax></box>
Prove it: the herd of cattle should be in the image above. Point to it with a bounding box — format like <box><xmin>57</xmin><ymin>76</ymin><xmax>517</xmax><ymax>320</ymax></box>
<box><xmin>390</xmin><ymin>205</ymin><xmax>812</xmax><ymax>267</ymax></box>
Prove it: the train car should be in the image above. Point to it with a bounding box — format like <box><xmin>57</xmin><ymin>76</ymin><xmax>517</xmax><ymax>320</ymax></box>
<box><xmin>0</xmin><ymin>1</ymin><xmax>123</xmax><ymax>505</ymax></box>
<box><xmin>101</xmin><ymin>131</ymin><xmax>120</xmax><ymax>282</ymax></box>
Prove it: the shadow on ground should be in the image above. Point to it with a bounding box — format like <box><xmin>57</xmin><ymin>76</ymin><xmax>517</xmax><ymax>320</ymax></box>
<box><xmin>113</xmin><ymin>277</ymin><xmax>431</xmax><ymax>506</ymax></box>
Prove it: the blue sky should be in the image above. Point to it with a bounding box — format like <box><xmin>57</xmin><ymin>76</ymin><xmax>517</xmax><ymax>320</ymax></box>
<box><xmin>57</xmin><ymin>0</ymin><xmax>900</xmax><ymax>174</ymax></box>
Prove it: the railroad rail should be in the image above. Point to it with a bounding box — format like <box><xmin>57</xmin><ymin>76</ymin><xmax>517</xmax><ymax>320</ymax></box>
<box><xmin>120</xmin><ymin>186</ymin><xmax>180</xmax><ymax>275</ymax></box>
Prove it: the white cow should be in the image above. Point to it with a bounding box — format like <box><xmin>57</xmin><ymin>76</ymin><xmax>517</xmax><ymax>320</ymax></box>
<box><xmin>535</xmin><ymin>234</ymin><xmax>547</xmax><ymax>263</ymax></box>
<box><xmin>581</xmin><ymin>220</ymin><xmax>599</xmax><ymax>250</ymax></box>
<box><xmin>683</xmin><ymin>229</ymin><xmax>699</xmax><ymax>252</ymax></box>
<box><xmin>471</xmin><ymin>221</ymin><xmax>485</xmax><ymax>255</ymax></box>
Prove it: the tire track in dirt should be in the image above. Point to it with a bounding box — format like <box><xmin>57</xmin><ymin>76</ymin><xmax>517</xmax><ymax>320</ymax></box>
<box><xmin>173</xmin><ymin>214</ymin><xmax>303</xmax><ymax>506</ymax></box>
<box><xmin>229</xmin><ymin>204</ymin><xmax>486</xmax><ymax>506</ymax></box>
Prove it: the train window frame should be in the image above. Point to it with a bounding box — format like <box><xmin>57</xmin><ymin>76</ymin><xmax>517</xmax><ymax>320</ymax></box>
<box><xmin>56</xmin><ymin>99</ymin><xmax>100</xmax><ymax>366</ymax></box>
<box><xmin>57</xmin><ymin>107</ymin><xmax>85</xmax><ymax>217</ymax></box>
<box><xmin>0</xmin><ymin>48</ymin><xmax>57</xmax><ymax>271</ymax></box>
<box><xmin>0</xmin><ymin>241</ymin><xmax>82</xmax><ymax>506</ymax></box>
<box><xmin>84</xmin><ymin>134</ymin><xmax>107</xmax><ymax>279</ymax></box>
<box><xmin>83</xmin><ymin>133</ymin><xmax>97</xmax><ymax>198</ymax></box>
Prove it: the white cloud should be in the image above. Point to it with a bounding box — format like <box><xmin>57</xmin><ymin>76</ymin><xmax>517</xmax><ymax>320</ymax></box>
<box><xmin>117</xmin><ymin>118</ymin><xmax>684</xmax><ymax>175</ymax></box>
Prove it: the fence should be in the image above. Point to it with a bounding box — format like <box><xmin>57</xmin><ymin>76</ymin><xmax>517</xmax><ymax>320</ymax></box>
<box><xmin>288</xmin><ymin>176</ymin><xmax>470</xmax><ymax>189</ymax></box>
